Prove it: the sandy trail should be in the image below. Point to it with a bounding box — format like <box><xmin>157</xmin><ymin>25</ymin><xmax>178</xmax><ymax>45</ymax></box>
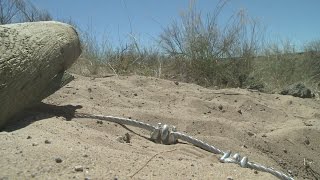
<box><xmin>1</xmin><ymin>74</ymin><xmax>319</xmax><ymax>179</ymax></box>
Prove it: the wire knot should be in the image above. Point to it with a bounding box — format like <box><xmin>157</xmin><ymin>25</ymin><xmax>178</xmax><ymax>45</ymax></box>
<box><xmin>220</xmin><ymin>151</ymin><xmax>248</xmax><ymax>168</ymax></box>
<box><xmin>150</xmin><ymin>123</ymin><xmax>178</xmax><ymax>145</ymax></box>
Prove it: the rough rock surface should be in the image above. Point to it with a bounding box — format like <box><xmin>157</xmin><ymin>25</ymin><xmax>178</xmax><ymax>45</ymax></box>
<box><xmin>0</xmin><ymin>21</ymin><xmax>81</xmax><ymax>128</ymax></box>
<box><xmin>280</xmin><ymin>83</ymin><xmax>313</xmax><ymax>98</ymax></box>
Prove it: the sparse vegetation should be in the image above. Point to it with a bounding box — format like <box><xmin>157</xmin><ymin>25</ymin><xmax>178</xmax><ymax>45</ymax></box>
<box><xmin>0</xmin><ymin>0</ymin><xmax>51</xmax><ymax>24</ymax></box>
<box><xmin>1</xmin><ymin>0</ymin><xmax>319</xmax><ymax>97</ymax></box>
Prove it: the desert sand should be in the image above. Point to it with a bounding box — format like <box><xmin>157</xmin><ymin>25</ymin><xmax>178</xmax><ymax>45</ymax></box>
<box><xmin>1</xmin><ymin>74</ymin><xmax>319</xmax><ymax>180</ymax></box>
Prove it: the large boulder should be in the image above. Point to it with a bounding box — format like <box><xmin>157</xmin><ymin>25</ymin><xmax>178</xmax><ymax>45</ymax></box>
<box><xmin>280</xmin><ymin>83</ymin><xmax>313</xmax><ymax>98</ymax></box>
<box><xmin>0</xmin><ymin>21</ymin><xmax>81</xmax><ymax>129</ymax></box>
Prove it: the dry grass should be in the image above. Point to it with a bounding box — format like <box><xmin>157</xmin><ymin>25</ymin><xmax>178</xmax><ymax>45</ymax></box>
<box><xmin>68</xmin><ymin>1</ymin><xmax>320</xmax><ymax>97</ymax></box>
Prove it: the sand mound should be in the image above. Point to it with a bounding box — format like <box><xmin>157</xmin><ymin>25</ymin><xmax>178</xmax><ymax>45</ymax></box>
<box><xmin>1</xmin><ymin>74</ymin><xmax>319</xmax><ymax>179</ymax></box>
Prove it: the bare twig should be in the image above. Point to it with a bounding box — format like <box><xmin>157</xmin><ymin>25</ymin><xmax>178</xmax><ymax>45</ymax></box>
<box><xmin>130</xmin><ymin>149</ymin><xmax>177</xmax><ymax>178</ymax></box>
<box><xmin>107</xmin><ymin>63</ymin><xmax>119</xmax><ymax>78</ymax></box>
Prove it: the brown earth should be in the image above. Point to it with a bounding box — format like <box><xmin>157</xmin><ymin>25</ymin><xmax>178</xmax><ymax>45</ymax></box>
<box><xmin>1</xmin><ymin>74</ymin><xmax>319</xmax><ymax>180</ymax></box>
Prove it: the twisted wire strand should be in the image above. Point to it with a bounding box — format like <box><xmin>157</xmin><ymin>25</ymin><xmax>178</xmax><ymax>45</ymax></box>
<box><xmin>172</xmin><ymin>132</ymin><xmax>224</xmax><ymax>154</ymax></box>
<box><xmin>75</xmin><ymin>113</ymin><xmax>156</xmax><ymax>132</ymax></box>
<box><xmin>247</xmin><ymin>162</ymin><xmax>294</xmax><ymax>180</ymax></box>
<box><xmin>74</xmin><ymin>113</ymin><xmax>294</xmax><ymax>180</ymax></box>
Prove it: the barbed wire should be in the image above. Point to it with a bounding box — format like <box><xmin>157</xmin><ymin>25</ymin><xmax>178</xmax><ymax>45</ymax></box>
<box><xmin>75</xmin><ymin>113</ymin><xmax>294</xmax><ymax>180</ymax></box>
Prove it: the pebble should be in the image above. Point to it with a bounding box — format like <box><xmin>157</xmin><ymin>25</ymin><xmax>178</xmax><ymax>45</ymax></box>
<box><xmin>27</xmin><ymin>136</ymin><xmax>32</xmax><ymax>139</ymax></box>
<box><xmin>74</xmin><ymin>165</ymin><xmax>83</xmax><ymax>172</ymax></box>
<box><xmin>96</xmin><ymin>120</ymin><xmax>103</xmax><ymax>124</ymax></box>
<box><xmin>283</xmin><ymin>149</ymin><xmax>288</xmax><ymax>153</ymax></box>
<box><xmin>227</xmin><ymin>176</ymin><xmax>233</xmax><ymax>180</ymax></box>
<box><xmin>55</xmin><ymin>157</ymin><xmax>62</xmax><ymax>163</ymax></box>
<box><xmin>83</xmin><ymin>154</ymin><xmax>89</xmax><ymax>158</ymax></box>
<box><xmin>32</xmin><ymin>142</ymin><xmax>38</xmax><ymax>146</ymax></box>
<box><xmin>304</xmin><ymin>139</ymin><xmax>310</xmax><ymax>145</ymax></box>
<box><xmin>45</xmin><ymin>140</ymin><xmax>51</xmax><ymax>144</ymax></box>
<box><xmin>247</xmin><ymin>132</ymin><xmax>254</xmax><ymax>137</ymax></box>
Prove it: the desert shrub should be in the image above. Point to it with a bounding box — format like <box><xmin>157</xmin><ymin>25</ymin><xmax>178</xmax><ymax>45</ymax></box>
<box><xmin>69</xmin><ymin>24</ymin><xmax>163</xmax><ymax>77</ymax></box>
<box><xmin>249</xmin><ymin>39</ymin><xmax>320</xmax><ymax>93</ymax></box>
<box><xmin>304</xmin><ymin>39</ymin><xmax>320</xmax><ymax>80</ymax></box>
<box><xmin>159</xmin><ymin>1</ymin><xmax>262</xmax><ymax>88</ymax></box>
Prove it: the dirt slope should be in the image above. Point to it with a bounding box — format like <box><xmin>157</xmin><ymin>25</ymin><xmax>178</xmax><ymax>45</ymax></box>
<box><xmin>1</xmin><ymin>74</ymin><xmax>319</xmax><ymax>180</ymax></box>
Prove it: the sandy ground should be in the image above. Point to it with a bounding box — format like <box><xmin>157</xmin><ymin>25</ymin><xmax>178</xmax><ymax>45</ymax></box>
<box><xmin>1</xmin><ymin>74</ymin><xmax>320</xmax><ymax>180</ymax></box>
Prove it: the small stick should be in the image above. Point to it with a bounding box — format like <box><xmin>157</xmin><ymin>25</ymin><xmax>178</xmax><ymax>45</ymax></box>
<box><xmin>130</xmin><ymin>149</ymin><xmax>177</xmax><ymax>178</ymax></box>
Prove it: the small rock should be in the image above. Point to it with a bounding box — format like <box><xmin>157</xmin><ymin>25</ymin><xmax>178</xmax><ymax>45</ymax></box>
<box><xmin>247</xmin><ymin>132</ymin><xmax>254</xmax><ymax>137</ymax></box>
<box><xmin>254</xmin><ymin>170</ymin><xmax>258</xmax><ymax>174</ymax></box>
<box><xmin>133</xmin><ymin>93</ymin><xmax>138</xmax><ymax>96</ymax></box>
<box><xmin>262</xmin><ymin>134</ymin><xmax>267</xmax><ymax>138</ymax></box>
<box><xmin>90</xmin><ymin>97</ymin><xmax>93</xmax><ymax>99</ymax></box>
<box><xmin>174</xmin><ymin>81</ymin><xmax>179</xmax><ymax>85</ymax></box>
<box><xmin>27</xmin><ymin>136</ymin><xmax>32</xmax><ymax>139</ymax></box>
<box><xmin>32</xmin><ymin>142</ymin><xmax>38</xmax><ymax>146</ymax></box>
<box><xmin>96</xmin><ymin>120</ymin><xmax>103</xmax><ymax>124</ymax></box>
<box><xmin>88</xmin><ymin>88</ymin><xmax>92</xmax><ymax>93</ymax></box>
<box><xmin>123</xmin><ymin>133</ymin><xmax>131</xmax><ymax>143</ymax></box>
<box><xmin>83</xmin><ymin>154</ymin><xmax>89</xmax><ymax>158</ymax></box>
<box><xmin>304</xmin><ymin>139</ymin><xmax>310</xmax><ymax>145</ymax></box>
<box><xmin>283</xmin><ymin>149</ymin><xmax>288</xmax><ymax>153</ymax></box>
<box><xmin>55</xmin><ymin>157</ymin><xmax>62</xmax><ymax>163</ymax></box>
<box><xmin>237</xmin><ymin>109</ymin><xmax>242</xmax><ymax>114</ymax></box>
<box><xmin>74</xmin><ymin>165</ymin><xmax>83</xmax><ymax>172</ymax></box>
<box><xmin>44</xmin><ymin>140</ymin><xmax>51</xmax><ymax>144</ymax></box>
<box><xmin>84</xmin><ymin>177</ymin><xmax>91</xmax><ymax>180</ymax></box>
<box><xmin>116</xmin><ymin>136</ymin><xmax>124</xmax><ymax>143</ymax></box>
<box><xmin>218</xmin><ymin>105</ymin><xmax>223</xmax><ymax>110</ymax></box>
<box><xmin>227</xmin><ymin>176</ymin><xmax>233</xmax><ymax>180</ymax></box>
<box><xmin>303</xmin><ymin>122</ymin><xmax>313</xmax><ymax>126</ymax></box>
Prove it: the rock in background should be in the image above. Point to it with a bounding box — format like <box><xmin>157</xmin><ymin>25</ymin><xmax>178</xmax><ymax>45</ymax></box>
<box><xmin>280</xmin><ymin>83</ymin><xmax>313</xmax><ymax>98</ymax></box>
